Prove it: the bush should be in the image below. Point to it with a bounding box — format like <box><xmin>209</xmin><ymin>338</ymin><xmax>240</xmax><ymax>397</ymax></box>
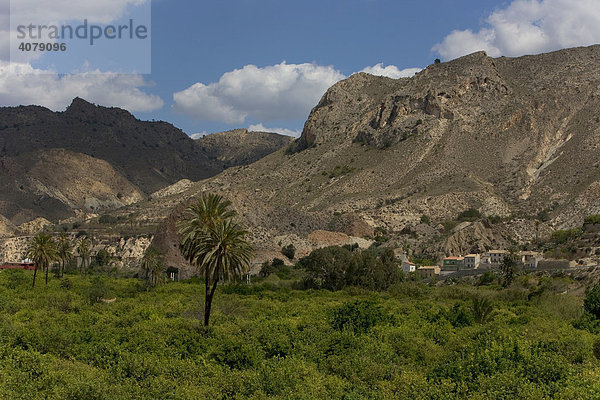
<box><xmin>98</xmin><ymin>214</ymin><xmax>118</xmax><ymax>224</ymax></box>
<box><xmin>551</xmin><ymin>228</ymin><xmax>582</xmax><ymax>244</ymax></box>
<box><xmin>584</xmin><ymin>284</ymin><xmax>600</xmax><ymax>319</ymax></box>
<box><xmin>457</xmin><ymin>208</ymin><xmax>481</xmax><ymax>222</ymax></box>
<box><xmin>584</xmin><ymin>214</ymin><xmax>600</xmax><ymax>224</ymax></box>
<box><xmin>94</xmin><ymin>249</ymin><xmax>111</xmax><ymax>267</ymax></box>
<box><xmin>281</xmin><ymin>244</ymin><xmax>296</xmax><ymax>260</ymax></box>
<box><xmin>420</xmin><ymin>215</ymin><xmax>431</xmax><ymax>225</ymax></box>
<box><xmin>330</xmin><ymin>300</ymin><xmax>390</xmax><ymax>335</ymax></box>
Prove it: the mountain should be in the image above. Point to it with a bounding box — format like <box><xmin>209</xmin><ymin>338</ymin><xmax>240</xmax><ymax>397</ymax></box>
<box><xmin>142</xmin><ymin>45</ymin><xmax>600</xmax><ymax>269</ymax></box>
<box><xmin>195</xmin><ymin>129</ymin><xmax>294</xmax><ymax>169</ymax></box>
<box><xmin>0</xmin><ymin>98</ymin><xmax>224</xmax><ymax>224</ymax></box>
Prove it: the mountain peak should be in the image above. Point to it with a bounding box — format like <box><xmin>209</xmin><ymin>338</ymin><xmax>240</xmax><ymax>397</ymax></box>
<box><xmin>65</xmin><ymin>97</ymin><xmax>98</xmax><ymax>114</ymax></box>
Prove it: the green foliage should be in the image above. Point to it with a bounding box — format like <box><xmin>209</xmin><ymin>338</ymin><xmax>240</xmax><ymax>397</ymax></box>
<box><xmin>457</xmin><ymin>208</ymin><xmax>482</xmax><ymax>222</ymax></box>
<box><xmin>0</xmin><ymin>272</ymin><xmax>598</xmax><ymax>398</ymax></box>
<box><xmin>471</xmin><ymin>295</ymin><xmax>495</xmax><ymax>324</ymax></box>
<box><xmin>326</xmin><ymin>165</ymin><xmax>355</xmax><ymax>178</ymax></box>
<box><xmin>330</xmin><ymin>300</ymin><xmax>390</xmax><ymax>334</ymax></box>
<box><xmin>442</xmin><ymin>220</ymin><xmax>457</xmax><ymax>231</ymax></box>
<box><xmin>500</xmin><ymin>253</ymin><xmax>518</xmax><ymax>288</ymax></box>
<box><xmin>299</xmin><ymin>246</ymin><xmax>402</xmax><ymax>291</ymax></box>
<box><xmin>420</xmin><ymin>215</ymin><xmax>430</xmax><ymax>225</ymax></box>
<box><xmin>584</xmin><ymin>284</ymin><xmax>600</xmax><ymax>319</ymax></box>
<box><xmin>281</xmin><ymin>244</ymin><xmax>296</xmax><ymax>260</ymax></box>
<box><xmin>94</xmin><ymin>249</ymin><xmax>111</xmax><ymax>267</ymax></box>
<box><xmin>478</xmin><ymin>271</ymin><xmax>498</xmax><ymax>286</ymax></box>
<box><xmin>552</xmin><ymin>227</ymin><xmax>582</xmax><ymax>244</ymax></box>
<box><xmin>584</xmin><ymin>214</ymin><xmax>600</xmax><ymax>224</ymax></box>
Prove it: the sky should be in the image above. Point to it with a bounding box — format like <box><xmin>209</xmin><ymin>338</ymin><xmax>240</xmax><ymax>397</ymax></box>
<box><xmin>1</xmin><ymin>0</ymin><xmax>600</xmax><ymax>138</ymax></box>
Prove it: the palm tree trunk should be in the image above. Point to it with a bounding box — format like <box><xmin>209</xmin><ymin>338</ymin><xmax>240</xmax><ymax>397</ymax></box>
<box><xmin>32</xmin><ymin>266</ymin><xmax>38</xmax><ymax>288</ymax></box>
<box><xmin>204</xmin><ymin>275</ymin><xmax>219</xmax><ymax>326</ymax></box>
<box><xmin>45</xmin><ymin>264</ymin><xmax>49</xmax><ymax>284</ymax></box>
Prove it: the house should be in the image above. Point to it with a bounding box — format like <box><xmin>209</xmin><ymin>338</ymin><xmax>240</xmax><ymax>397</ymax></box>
<box><xmin>442</xmin><ymin>256</ymin><xmax>464</xmax><ymax>271</ymax></box>
<box><xmin>0</xmin><ymin>260</ymin><xmax>35</xmax><ymax>270</ymax></box>
<box><xmin>519</xmin><ymin>251</ymin><xmax>543</xmax><ymax>269</ymax></box>
<box><xmin>417</xmin><ymin>265</ymin><xmax>440</xmax><ymax>278</ymax></box>
<box><xmin>486</xmin><ymin>250</ymin><xmax>508</xmax><ymax>265</ymax></box>
<box><xmin>401</xmin><ymin>261</ymin><xmax>416</xmax><ymax>274</ymax></box>
<box><xmin>463</xmin><ymin>254</ymin><xmax>481</xmax><ymax>269</ymax></box>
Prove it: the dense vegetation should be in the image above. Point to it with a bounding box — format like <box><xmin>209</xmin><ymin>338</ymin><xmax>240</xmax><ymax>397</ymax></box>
<box><xmin>1</xmin><ymin>268</ymin><xmax>600</xmax><ymax>399</ymax></box>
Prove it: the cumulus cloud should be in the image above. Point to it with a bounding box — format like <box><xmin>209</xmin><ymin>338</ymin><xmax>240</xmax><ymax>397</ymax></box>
<box><xmin>173</xmin><ymin>62</ymin><xmax>345</xmax><ymax>124</ymax></box>
<box><xmin>173</xmin><ymin>61</ymin><xmax>422</xmax><ymax>125</ymax></box>
<box><xmin>433</xmin><ymin>0</ymin><xmax>600</xmax><ymax>60</ymax></box>
<box><xmin>11</xmin><ymin>0</ymin><xmax>149</xmax><ymax>25</ymax></box>
<box><xmin>360</xmin><ymin>64</ymin><xmax>421</xmax><ymax>79</ymax></box>
<box><xmin>0</xmin><ymin>61</ymin><xmax>163</xmax><ymax>112</ymax></box>
<box><xmin>248</xmin><ymin>123</ymin><xmax>301</xmax><ymax>138</ymax></box>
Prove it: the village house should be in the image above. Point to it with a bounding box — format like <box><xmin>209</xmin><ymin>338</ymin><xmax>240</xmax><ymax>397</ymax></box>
<box><xmin>417</xmin><ymin>265</ymin><xmax>441</xmax><ymax>278</ymax></box>
<box><xmin>463</xmin><ymin>254</ymin><xmax>481</xmax><ymax>269</ymax></box>
<box><xmin>442</xmin><ymin>256</ymin><xmax>464</xmax><ymax>270</ymax></box>
<box><xmin>401</xmin><ymin>260</ymin><xmax>416</xmax><ymax>274</ymax></box>
<box><xmin>486</xmin><ymin>250</ymin><xmax>508</xmax><ymax>265</ymax></box>
<box><xmin>519</xmin><ymin>251</ymin><xmax>543</xmax><ymax>269</ymax></box>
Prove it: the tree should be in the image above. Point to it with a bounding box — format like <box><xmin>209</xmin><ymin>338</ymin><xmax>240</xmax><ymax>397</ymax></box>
<box><xmin>141</xmin><ymin>246</ymin><xmax>165</xmax><ymax>286</ymax></box>
<box><xmin>584</xmin><ymin>284</ymin><xmax>600</xmax><ymax>319</ymax></box>
<box><xmin>77</xmin><ymin>237</ymin><xmax>91</xmax><ymax>275</ymax></box>
<box><xmin>177</xmin><ymin>193</ymin><xmax>254</xmax><ymax>326</ymax></box>
<box><xmin>26</xmin><ymin>233</ymin><xmax>58</xmax><ymax>288</ymax></box>
<box><xmin>56</xmin><ymin>233</ymin><xmax>73</xmax><ymax>278</ymax></box>
<box><xmin>471</xmin><ymin>295</ymin><xmax>494</xmax><ymax>324</ymax></box>
<box><xmin>281</xmin><ymin>244</ymin><xmax>296</xmax><ymax>260</ymax></box>
<box><xmin>500</xmin><ymin>249</ymin><xmax>518</xmax><ymax>288</ymax></box>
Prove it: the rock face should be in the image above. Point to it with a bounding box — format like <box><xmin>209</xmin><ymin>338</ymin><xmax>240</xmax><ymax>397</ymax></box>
<box><xmin>151</xmin><ymin>45</ymin><xmax>600</xmax><ymax>261</ymax></box>
<box><xmin>196</xmin><ymin>129</ymin><xmax>294</xmax><ymax>169</ymax></box>
<box><xmin>0</xmin><ymin>98</ymin><xmax>221</xmax><ymax>223</ymax></box>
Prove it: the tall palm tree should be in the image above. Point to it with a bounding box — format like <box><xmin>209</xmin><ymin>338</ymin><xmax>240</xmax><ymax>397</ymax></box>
<box><xmin>177</xmin><ymin>194</ymin><xmax>254</xmax><ymax>326</ymax></box>
<box><xmin>56</xmin><ymin>233</ymin><xmax>73</xmax><ymax>278</ymax></box>
<box><xmin>77</xmin><ymin>237</ymin><xmax>91</xmax><ymax>276</ymax></box>
<box><xmin>26</xmin><ymin>233</ymin><xmax>58</xmax><ymax>288</ymax></box>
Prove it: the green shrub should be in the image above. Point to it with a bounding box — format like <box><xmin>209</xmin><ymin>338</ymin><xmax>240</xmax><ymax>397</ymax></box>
<box><xmin>584</xmin><ymin>284</ymin><xmax>600</xmax><ymax>319</ymax></box>
<box><xmin>457</xmin><ymin>208</ymin><xmax>481</xmax><ymax>222</ymax></box>
<box><xmin>552</xmin><ymin>228</ymin><xmax>582</xmax><ymax>244</ymax></box>
<box><xmin>281</xmin><ymin>244</ymin><xmax>296</xmax><ymax>260</ymax></box>
<box><xmin>584</xmin><ymin>214</ymin><xmax>600</xmax><ymax>224</ymax></box>
<box><xmin>330</xmin><ymin>300</ymin><xmax>390</xmax><ymax>335</ymax></box>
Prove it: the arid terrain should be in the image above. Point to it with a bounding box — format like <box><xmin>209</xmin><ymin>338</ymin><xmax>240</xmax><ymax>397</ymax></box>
<box><xmin>3</xmin><ymin>45</ymin><xmax>600</xmax><ymax>275</ymax></box>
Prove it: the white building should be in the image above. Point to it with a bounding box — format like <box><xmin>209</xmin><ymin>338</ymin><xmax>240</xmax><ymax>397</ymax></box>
<box><xmin>487</xmin><ymin>250</ymin><xmax>508</xmax><ymax>265</ymax></box>
<box><xmin>463</xmin><ymin>254</ymin><xmax>481</xmax><ymax>269</ymax></box>
<box><xmin>401</xmin><ymin>261</ymin><xmax>416</xmax><ymax>274</ymax></box>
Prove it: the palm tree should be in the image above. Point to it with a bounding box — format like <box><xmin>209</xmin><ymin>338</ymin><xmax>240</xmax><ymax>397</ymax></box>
<box><xmin>77</xmin><ymin>237</ymin><xmax>91</xmax><ymax>275</ymax></box>
<box><xmin>26</xmin><ymin>233</ymin><xmax>58</xmax><ymax>288</ymax></box>
<box><xmin>141</xmin><ymin>245</ymin><xmax>165</xmax><ymax>286</ymax></box>
<box><xmin>56</xmin><ymin>233</ymin><xmax>73</xmax><ymax>278</ymax></box>
<box><xmin>177</xmin><ymin>194</ymin><xmax>254</xmax><ymax>326</ymax></box>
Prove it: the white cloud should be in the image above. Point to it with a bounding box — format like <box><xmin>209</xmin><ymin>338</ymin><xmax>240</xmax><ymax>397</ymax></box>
<box><xmin>11</xmin><ymin>0</ymin><xmax>149</xmax><ymax>25</ymax></box>
<box><xmin>360</xmin><ymin>64</ymin><xmax>421</xmax><ymax>79</ymax></box>
<box><xmin>189</xmin><ymin>131</ymin><xmax>207</xmax><ymax>140</ymax></box>
<box><xmin>433</xmin><ymin>0</ymin><xmax>600</xmax><ymax>60</ymax></box>
<box><xmin>173</xmin><ymin>61</ymin><xmax>422</xmax><ymax>125</ymax></box>
<box><xmin>173</xmin><ymin>62</ymin><xmax>345</xmax><ymax>124</ymax></box>
<box><xmin>248</xmin><ymin>123</ymin><xmax>301</xmax><ymax>138</ymax></box>
<box><xmin>0</xmin><ymin>61</ymin><xmax>163</xmax><ymax>112</ymax></box>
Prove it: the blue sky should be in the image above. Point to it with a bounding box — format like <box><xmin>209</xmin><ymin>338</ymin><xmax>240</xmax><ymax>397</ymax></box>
<box><xmin>1</xmin><ymin>0</ymin><xmax>600</xmax><ymax>137</ymax></box>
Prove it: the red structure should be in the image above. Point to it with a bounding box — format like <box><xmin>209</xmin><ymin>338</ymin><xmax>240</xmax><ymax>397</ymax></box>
<box><xmin>0</xmin><ymin>262</ymin><xmax>35</xmax><ymax>271</ymax></box>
